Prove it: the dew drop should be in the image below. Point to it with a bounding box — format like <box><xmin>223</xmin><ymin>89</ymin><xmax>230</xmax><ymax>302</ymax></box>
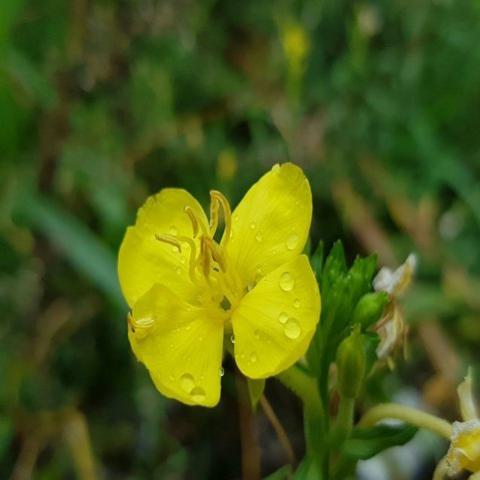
<box><xmin>230</xmin><ymin>335</ymin><xmax>235</xmax><ymax>344</ymax></box>
<box><xmin>278</xmin><ymin>312</ymin><xmax>289</xmax><ymax>324</ymax></box>
<box><xmin>171</xmin><ymin>245</ymin><xmax>180</xmax><ymax>253</ymax></box>
<box><xmin>180</xmin><ymin>373</ymin><xmax>195</xmax><ymax>393</ymax></box>
<box><xmin>279</xmin><ymin>272</ymin><xmax>295</xmax><ymax>291</ymax></box>
<box><xmin>250</xmin><ymin>352</ymin><xmax>258</xmax><ymax>363</ymax></box>
<box><xmin>255</xmin><ymin>232</ymin><xmax>263</xmax><ymax>242</ymax></box>
<box><xmin>286</xmin><ymin>233</ymin><xmax>299</xmax><ymax>251</ymax></box>
<box><xmin>220</xmin><ymin>367</ymin><xmax>225</xmax><ymax>377</ymax></box>
<box><xmin>176</xmin><ymin>267</ymin><xmax>182</xmax><ymax>275</ymax></box>
<box><xmin>293</xmin><ymin>298</ymin><xmax>300</xmax><ymax>308</ymax></box>
<box><xmin>234</xmin><ymin>214</ymin><xmax>239</xmax><ymax>223</ymax></box>
<box><xmin>254</xmin><ymin>329</ymin><xmax>261</xmax><ymax>339</ymax></box>
<box><xmin>250</xmin><ymin>222</ymin><xmax>256</xmax><ymax>229</ymax></box>
<box><xmin>190</xmin><ymin>386</ymin><xmax>206</xmax><ymax>403</ymax></box>
<box><xmin>169</xmin><ymin>226</ymin><xmax>178</xmax><ymax>236</ymax></box>
<box><xmin>284</xmin><ymin>318</ymin><xmax>301</xmax><ymax>339</ymax></box>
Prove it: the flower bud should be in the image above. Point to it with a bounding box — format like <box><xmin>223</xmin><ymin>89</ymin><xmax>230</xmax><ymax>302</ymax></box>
<box><xmin>353</xmin><ymin>292</ymin><xmax>389</xmax><ymax>329</ymax></box>
<box><xmin>336</xmin><ymin>326</ymin><xmax>366</xmax><ymax>399</ymax></box>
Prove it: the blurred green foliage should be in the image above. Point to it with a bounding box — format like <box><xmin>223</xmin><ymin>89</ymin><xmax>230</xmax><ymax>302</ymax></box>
<box><xmin>1</xmin><ymin>0</ymin><xmax>480</xmax><ymax>478</ymax></box>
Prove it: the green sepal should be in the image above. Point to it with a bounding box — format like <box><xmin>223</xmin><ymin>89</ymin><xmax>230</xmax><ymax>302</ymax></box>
<box><xmin>247</xmin><ymin>378</ymin><xmax>265</xmax><ymax>411</ymax></box>
<box><xmin>343</xmin><ymin>424</ymin><xmax>418</xmax><ymax>460</ymax></box>
<box><xmin>310</xmin><ymin>240</ymin><xmax>324</xmax><ymax>280</ymax></box>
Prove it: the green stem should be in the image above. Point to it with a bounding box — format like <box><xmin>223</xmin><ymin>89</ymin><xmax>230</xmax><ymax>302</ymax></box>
<box><xmin>276</xmin><ymin>366</ymin><xmax>326</xmax><ymax>476</ymax></box>
<box><xmin>332</xmin><ymin>396</ymin><xmax>355</xmax><ymax>445</ymax></box>
<box><xmin>276</xmin><ymin>366</ymin><xmax>323</xmax><ymax>415</ymax></box>
<box><xmin>359</xmin><ymin>403</ymin><xmax>452</xmax><ymax>439</ymax></box>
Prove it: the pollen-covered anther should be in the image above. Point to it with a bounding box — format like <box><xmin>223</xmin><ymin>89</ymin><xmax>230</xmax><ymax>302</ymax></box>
<box><xmin>209</xmin><ymin>190</ymin><xmax>232</xmax><ymax>243</ymax></box>
<box><xmin>155</xmin><ymin>233</ymin><xmax>201</xmax><ymax>286</ymax></box>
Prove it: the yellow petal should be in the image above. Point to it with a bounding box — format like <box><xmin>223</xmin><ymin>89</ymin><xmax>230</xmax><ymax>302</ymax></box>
<box><xmin>129</xmin><ymin>284</ymin><xmax>224</xmax><ymax>407</ymax></box>
<box><xmin>232</xmin><ymin>255</ymin><xmax>320</xmax><ymax>378</ymax></box>
<box><xmin>226</xmin><ymin>163</ymin><xmax>312</xmax><ymax>289</ymax></box>
<box><xmin>118</xmin><ymin>188</ymin><xmax>209</xmax><ymax>307</ymax></box>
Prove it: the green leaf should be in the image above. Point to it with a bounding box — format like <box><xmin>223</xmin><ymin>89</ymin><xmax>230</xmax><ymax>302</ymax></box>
<box><xmin>247</xmin><ymin>378</ymin><xmax>265</xmax><ymax>411</ymax></box>
<box><xmin>13</xmin><ymin>191</ymin><xmax>124</xmax><ymax>308</ymax></box>
<box><xmin>263</xmin><ymin>465</ymin><xmax>292</xmax><ymax>480</ymax></box>
<box><xmin>343</xmin><ymin>424</ymin><xmax>418</xmax><ymax>460</ymax></box>
<box><xmin>310</xmin><ymin>240</ymin><xmax>324</xmax><ymax>280</ymax></box>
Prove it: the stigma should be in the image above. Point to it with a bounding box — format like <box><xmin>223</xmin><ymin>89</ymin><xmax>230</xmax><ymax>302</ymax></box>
<box><xmin>155</xmin><ymin>190</ymin><xmax>240</xmax><ymax>313</ymax></box>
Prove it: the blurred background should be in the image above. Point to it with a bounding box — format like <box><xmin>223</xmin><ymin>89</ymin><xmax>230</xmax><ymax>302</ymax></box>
<box><xmin>1</xmin><ymin>0</ymin><xmax>480</xmax><ymax>478</ymax></box>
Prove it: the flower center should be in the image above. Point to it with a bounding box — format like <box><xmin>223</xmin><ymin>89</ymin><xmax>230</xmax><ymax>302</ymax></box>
<box><xmin>155</xmin><ymin>191</ymin><xmax>241</xmax><ymax>316</ymax></box>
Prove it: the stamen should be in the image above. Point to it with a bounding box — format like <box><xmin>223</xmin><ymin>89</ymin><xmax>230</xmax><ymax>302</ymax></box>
<box><xmin>155</xmin><ymin>233</ymin><xmax>182</xmax><ymax>251</ymax></box>
<box><xmin>210</xmin><ymin>190</ymin><xmax>232</xmax><ymax>245</ymax></box>
<box><xmin>184</xmin><ymin>206</ymin><xmax>199</xmax><ymax>237</ymax></box>
<box><xmin>209</xmin><ymin>194</ymin><xmax>220</xmax><ymax>236</ymax></box>
<box><xmin>184</xmin><ymin>206</ymin><xmax>208</xmax><ymax>237</ymax></box>
<box><xmin>155</xmin><ymin>233</ymin><xmax>202</xmax><ymax>286</ymax></box>
<box><xmin>203</xmin><ymin>236</ymin><xmax>226</xmax><ymax>272</ymax></box>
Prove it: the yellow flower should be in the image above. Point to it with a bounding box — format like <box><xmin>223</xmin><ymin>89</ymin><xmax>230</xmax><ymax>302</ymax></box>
<box><xmin>118</xmin><ymin>163</ymin><xmax>321</xmax><ymax>407</ymax></box>
<box><xmin>435</xmin><ymin>370</ymin><xmax>480</xmax><ymax>479</ymax></box>
<box><xmin>445</xmin><ymin>371</ymin><xmax>480</xmax><ymax>477</ymax></box>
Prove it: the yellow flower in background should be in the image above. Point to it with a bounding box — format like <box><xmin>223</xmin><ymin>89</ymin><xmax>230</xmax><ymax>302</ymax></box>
<box><xmin>118</xmin><ymin>163</ymin><xmax>321</xmax><ymax>407</ymax></box>
<box><xmin>435</xmin><ymin>370</ymin><xmax>480</xmax><ymax>480</ymax></box>
<box><xmin>446</xmin><ymin>371</ymin><xmax>480</xmax><ymax>477</ymax></box>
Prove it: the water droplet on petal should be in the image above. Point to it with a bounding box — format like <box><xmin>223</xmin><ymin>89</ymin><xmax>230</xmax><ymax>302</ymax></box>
<box><xmin>250</xmin><ymin>222</ymin><xmax>256</xmax><ymax>229</ymax></box>
<box><xmin>220</xmin><ymin>367</ymin><xmax>225</xmax><ymax>377</ymax></box>
<box><xmin>280</xmin><ymin>272</ymin><xmax>295</xmax><ymax>291</ymax></box>
<box><xmin>230</xmin><ymin>335</ymin><xmax>235</xmax><ymax>344</ymax></box>
<box><xmin>286</xmin><ymin>233</ymin><xmax>299</xmax><ymax>251</ymax></box>
<box><xmin>176</xmin><ymin>267</ymin><xmax>182</xmax><ymax>275</ymax></box>
<box><xmin>180</xmin><ymin>373</ymin><xmax>195</xmax><ymax>393</ymax></box>
<box><xmin>234</xmin><ymin>214</ymin><xmax>239</xmax><ymax>223</ymax></box>
<box><xmin>278</xmin><ymin>312</ymin><xmax>289</xmax><ymax>324</ymax></box>
<box><xmin>284</xmin><ymin>318</ymin><xmax>301</xmax><ymax>339</ymax></box>
<box><xmin>255</xmin><ymin>232</ymin><xmax>263</xmax><ymax>242</ymax></box>
<box><xmin>169</xmin><ymin>226</ymin><xmax>178</xmax><ymax>235</ymax></box>
<box><xmin>190</xmin><ymin>386</ymin><xmax>206</xmax><ymax>403</ymax></box>
<box><xmin>171</xmin><ymin>245</ymin><xmax>180</xmax><ymax>253</ymax></box>
<box><xmin>293</xmin><ymin>298</ymin><xmax>300</xmax><ymax>308</ymax></box>
<box><xmin>250</xmin><ymin>352</ymin><xmax>258</xmax><ymax>363</ymax></box>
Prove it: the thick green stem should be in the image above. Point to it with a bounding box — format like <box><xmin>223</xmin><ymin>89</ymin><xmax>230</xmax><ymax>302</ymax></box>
<box><xmin>359</xmin><ymin>403</ymin><xmax>452</xmax><ymax>439</ymax></box>
<box><xmin>276</xmin><ymin>366</ymin><xmax>326</xmax><ymax>476</ymax></box>
<box><xmin>332</xmin><ymin>396</ymin><xmax>355</xmax><ymax>445</ymax></box>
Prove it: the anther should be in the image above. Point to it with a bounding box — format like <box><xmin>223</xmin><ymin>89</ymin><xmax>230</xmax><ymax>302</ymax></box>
<box><xmin>184</xmin><ymin>206</ymin><xmax>208</xmax><ymax>237</ymax></box>
<box><xmin>155</xmin><ymin>233</ymin><xmax>182</xmax><ymax>251</ymax></box>
<box><xmin>210</xmin><ymin>190</ymin><xmax>232</xmax><ymax>245</ymax></box>
<box><xmin>184</xmin><ymin>206</ymin><xmax>199</xmax><ymax>237</ymax></box>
